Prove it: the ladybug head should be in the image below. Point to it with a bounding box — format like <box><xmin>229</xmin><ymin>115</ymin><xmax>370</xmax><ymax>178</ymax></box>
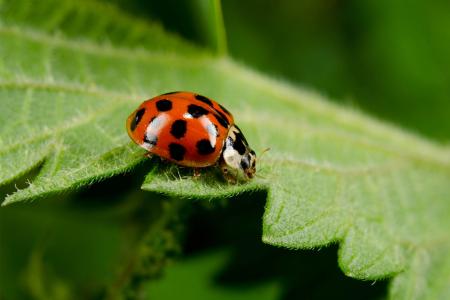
<box><xmin>240</xmin><ymin>149</ymin><xmax>257</xmax><ymax>179</ymax></box>
<box><xmin>222</xmin><ymin>125</ymin><xmax>256</xmax><ymax>179</ymax></box>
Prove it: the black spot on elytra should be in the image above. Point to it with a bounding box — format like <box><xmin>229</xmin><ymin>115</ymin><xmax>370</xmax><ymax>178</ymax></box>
<box><xmin>130</xmin><ymin>108</ymin><xmax>145</xmax><ymax>131</ymax></box>
<box><xmin>213</xmin><ymin>113</ymin><xmax>229</xmax><ymax>128</ymax></box>
<box><xmin>217</xmin><ymin>110</ymin><xmax>229</xmax><ymax>123</ymax></box>
<box><xmin>188</xmin><ymin>104</ymin><xmax>209</xmax><ymax>118</ymax></box>
<box><xmin>233</xmin><ymin>135</ymin><xmax>246</xmax><ymax>155</ymax></box>
<box><xmin>195</xmin><ymin>94</ymin><xmax>213</xmax><ymax>106</ymax></box>
<box><xmin>170</xmin><ymin>119</ymin><xmax>187</xmax><ymax>139</ymax></box>
<box><xmin>219</xmin><ymin>103</ymin><xmax>231</xmax><ymax>116</ymax></box>
<box><xmin>156</xmin><ymin>99</ymin><xmax>172</xmax><ymax>111</ymax></box>
<box><xmin>169</xmin><ymin>143</ymin><xmax>186</xmax><ymax>161</ymax></box>
<box><xmin>162</xmin><ymin>91</ymin><xmax>180</xmax><ymax>95</ymax></box>
<box><xmin>196</xmin><ymin>139</ymin><xmax>215</xmax><ymax>155</ymax></box>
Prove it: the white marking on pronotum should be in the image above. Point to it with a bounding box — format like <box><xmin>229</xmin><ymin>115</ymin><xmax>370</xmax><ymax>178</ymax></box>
<box><xmin>142</xmin><ymin>114</ymin><xmax>168</xmax><ymax>150</ymax></box>
<box><xmin>223</xmin><ymin>137</ymin><xmax>242</xmax><ymax>170</ymax></box>
<box><xmin>200</xmin><ymin>116</ymin><xmax>217</xmax><ymax>148</ymax></box>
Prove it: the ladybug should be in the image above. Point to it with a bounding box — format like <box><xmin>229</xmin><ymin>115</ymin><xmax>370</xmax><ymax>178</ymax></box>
<box><xmin>126</xmin><ymin>92</ymin><xmax>256</xmax><ymax>180</ymax></box>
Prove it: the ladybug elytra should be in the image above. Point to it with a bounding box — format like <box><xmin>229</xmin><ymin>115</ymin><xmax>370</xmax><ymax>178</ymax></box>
<box><xmin>126</xmin><ymin>92</ymin><xmax>256</xmax><ymax>181</ymax></box>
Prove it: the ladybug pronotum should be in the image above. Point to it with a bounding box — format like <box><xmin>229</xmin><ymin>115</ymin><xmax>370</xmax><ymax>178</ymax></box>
<box><xmin>126</xmin><ymin>92</ymin><xmax>256</xmax><ymax>181</ymax></box>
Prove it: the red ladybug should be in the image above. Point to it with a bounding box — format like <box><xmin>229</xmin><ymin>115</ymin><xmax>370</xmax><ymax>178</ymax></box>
<box><xmin>126</xmin><ymin>92</ymin><xmax>256</xmax><ymax>180</ymax></box>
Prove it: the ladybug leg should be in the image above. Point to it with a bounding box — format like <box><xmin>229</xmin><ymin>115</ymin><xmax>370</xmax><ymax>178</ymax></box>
<box><xmin>220</xmin><ymin>161</ymin><xmax>237</xmax><ymax>184</ymax></box>
<box><xmin>233</xmin><ymin>169</ymin><xmax>240</xmax><ymax>183</ymax></box>
<box><xmin>144</xmin><ymin>152</ymin><xmax>153</xmax><ymax>158</ymax></box>
<box><xmin>193</xmin><ymin>168</ymin><xmax>201</xmax><ymax>179</ymax></box>
<box><xmin>227</xmin><ymin>171</ymin><xmax>238</xmax><ymax>184</ymax></box>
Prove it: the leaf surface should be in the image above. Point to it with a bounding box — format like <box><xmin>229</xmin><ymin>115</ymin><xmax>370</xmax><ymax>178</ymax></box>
<box><xmin>0</xmin><ymin>0</ymin><xmax>449</xmax><ymax>298</ymax></box>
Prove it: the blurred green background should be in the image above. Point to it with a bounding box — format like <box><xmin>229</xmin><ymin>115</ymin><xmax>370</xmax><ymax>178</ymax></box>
<box><xmin>1</xmin><ymin>0</ymin><xmax>449</xmax><ymax>299</ymax></box>
<box><xmin>113</xmin><ymin>0</ymin><xmax>450</xmax><ymax>141</ymax></box>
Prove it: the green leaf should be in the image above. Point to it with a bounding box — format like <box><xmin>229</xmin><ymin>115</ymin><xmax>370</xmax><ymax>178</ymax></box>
<box><xmin>0</xmin><ymin>0</ymin><xmax>449</xmax><ymax>299</ymax></box>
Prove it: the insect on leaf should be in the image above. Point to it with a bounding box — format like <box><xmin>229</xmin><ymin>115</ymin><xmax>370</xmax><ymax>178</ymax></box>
<box><xmin>0</xmin><ymin>0</ymin><xmax>449</xmax><ymax>299</ymax></box>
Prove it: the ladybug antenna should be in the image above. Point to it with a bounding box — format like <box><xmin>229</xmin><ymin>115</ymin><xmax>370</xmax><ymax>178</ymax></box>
<box><xmin>257</xmin><ymin>147</ymin><xmax>271</xmax><ymax>162</ymax></box>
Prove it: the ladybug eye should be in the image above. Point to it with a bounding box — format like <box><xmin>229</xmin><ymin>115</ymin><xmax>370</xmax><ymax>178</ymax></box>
<box><xmin>240</xmin><ymin>157</ymin><xmax>250</xmax><ymax>170</ymax></box>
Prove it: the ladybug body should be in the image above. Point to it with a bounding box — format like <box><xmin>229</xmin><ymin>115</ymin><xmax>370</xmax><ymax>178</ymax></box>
<box><xmin>126</xmin><ymin>92</ymin><xmax>256</xmax><ymax>180</ymax></box>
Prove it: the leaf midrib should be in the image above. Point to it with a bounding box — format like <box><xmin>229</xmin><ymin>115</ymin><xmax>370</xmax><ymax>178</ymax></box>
<box><xmin>0</xmin><ymin>25</ymin><xmax>210</xmax><ymax>64</ymax></box>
